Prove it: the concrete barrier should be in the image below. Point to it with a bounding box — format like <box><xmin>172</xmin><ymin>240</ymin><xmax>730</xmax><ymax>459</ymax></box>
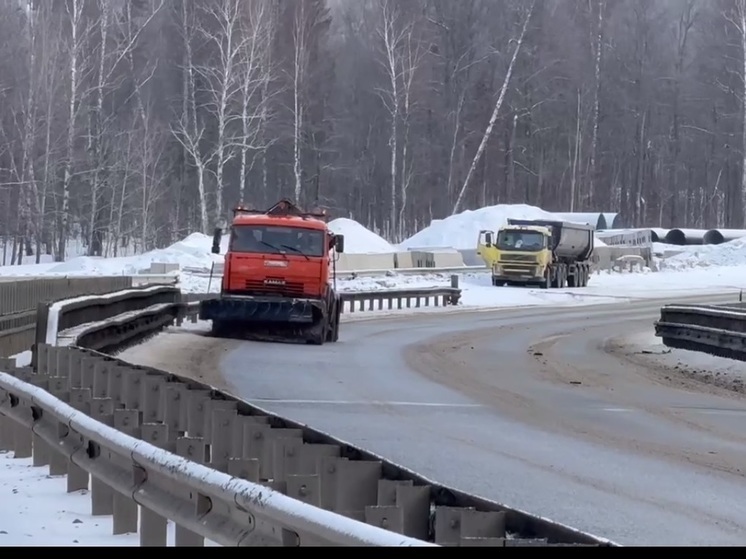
<box><xmin>336</xmin><ymin>253</ymin><xmax>396</xmax><ymax>272</ymax></box>
<box><xmin>394</xmin><ymin>251</ymin><xmax>414</xmax><ymax>268</ymax></box>
<box><xmin>596</xmin><ymin>229</ymin><xmax>652</xmax><ymax>248</ymax></box>
<box><xmin>592</xmin><ymin>246</ymin><xmax>653</xmax><ymax>271</ymax></box>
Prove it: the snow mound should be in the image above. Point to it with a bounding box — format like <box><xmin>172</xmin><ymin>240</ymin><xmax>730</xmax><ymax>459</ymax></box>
<box><xmin>44</xmin><ymin>232</ymin><xmax>223</xmax><ymax>276</ymax></box>
<box><xmin>660</xmin><ymin>237</ymin><xmax>746</xmax><ymax>270</ymax></box>
<box><xmin>399</xmin><ymin>204</ymin><xmax>559</xmax><ymax>250</ymax></box>
<box><xmin>328</xmin><ymin>218</ymin><xmax>395</xmax><ymax>254</ymax></box>
<box><xmin>400</xmin><ymin>204</ymin><xmax>613</xmax><ymax>251</ymax></box>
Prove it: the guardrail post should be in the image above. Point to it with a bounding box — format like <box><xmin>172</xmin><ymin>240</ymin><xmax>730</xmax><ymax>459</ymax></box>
<box><xmin>141</xmin><ymin>375</ymin><xmax>164</xmax><ymax>424</ymax></box>
<box><xmin>209</xmin><ymin>407</ymin><xmax>238</xmax><ymax>472</ymax></box>
<box><xmin>32</xmin><ymin>301</ymin><xmax>50</xmax><ymax>371</ymax></box>
<box><xmin>12</xmin><ymin>396</ymin><xmax>33</xmax><ymax>459</ymax></box>
<box><xmin>139</xmin><ymin>422</ymin><xmax>170</xmax><ymax>546</ymax></box>
<box><xmin>0</xmin><ymin>412</ymin><xmax>11</xmax><ymax>452</ymax></box>
<box><xmin>163</xmin><ymin>383</ymin><xmax>188</xmax><ymax>440</ymax></box>
<box><xmin>89</xmin><ymin>392</ymin><xmax>115</xmax><ymax>517</ymax></box>
<box><xmin>175</xmin><ymin>436</ymin><xmax>207</xmax><ymax>547</ymax></box>
<box><xmin>113</xmin><ymin>409</ymin><xmax>140</xmax><ymax>536</ymax></box>
<box><xmin>333</xmin><ymin>459</ymin><xmax>382</xmax><ymax>520</ymax></box>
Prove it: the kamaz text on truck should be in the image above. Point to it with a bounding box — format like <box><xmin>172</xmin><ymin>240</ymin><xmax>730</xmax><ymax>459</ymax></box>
<box><xmin>198</xmin><ymin>199</ymin><xmax>345</xmax><ymax>345</ymax></box>
<box><xmin>477</xmin><ymin>218</ymin><xmax>594</xmax><ymax>289</ymax></box>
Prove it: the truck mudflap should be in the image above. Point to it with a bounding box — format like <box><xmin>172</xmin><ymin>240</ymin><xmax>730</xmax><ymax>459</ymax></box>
<box><xmin>199</xmin><ymin>295</ymin><xmax>322</xmax><ymax>324</ymax></box>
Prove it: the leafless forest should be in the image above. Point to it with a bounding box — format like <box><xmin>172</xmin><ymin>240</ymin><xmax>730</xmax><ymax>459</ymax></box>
<box><xmin>0</xmin><ymin>0</ymin><xmax>745</xmax><ymax>261</ymax></box>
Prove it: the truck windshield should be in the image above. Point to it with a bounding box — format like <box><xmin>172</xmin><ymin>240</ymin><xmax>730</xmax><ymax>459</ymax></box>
<box><xmin>497</xmin><ymin>230</ymin><xmax>545</xmax><ymax>251</ymax></box>
<box><xmin>230</xmin><ymin>225</ymin><xmax>326</xmax><ymax>257</ymax></box>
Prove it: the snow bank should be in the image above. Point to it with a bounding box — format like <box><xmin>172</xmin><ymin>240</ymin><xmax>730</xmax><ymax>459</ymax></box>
<box><xmin>328</xmin><ymin>218</ymin><xmax>395</xmax><ymax>254</ymax></box>
<box><xmin>42</xmin><ymin>233</ymin><xmax>222</xmax><ymax>276</ymax></box>
<box><xmin>0</xmin><ymin>217</ymin><xmax>392</xmax><ymax>281</ymax></box>
<box><xmin>400</xmin><ymin>204</ymin><xmax>556</xmax><ymax>250</ymax></box>
<box><xmin>399</xmin><ymin>204</ymin><xmax>609</xmax><ymax>251</ymax></box>
<box><xmin>660</xmin><ymin>237</ymin><xmax>746</xmax><ymax>271</ymax></box>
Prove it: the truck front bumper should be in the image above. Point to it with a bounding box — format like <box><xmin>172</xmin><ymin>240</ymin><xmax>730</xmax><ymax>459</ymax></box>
<box><xmin>492</xmin><ymin>264</ymin><xmax>544</xmax><ymax>283</ymax></box>
<box><xmin>199</xmin><ymin>295</ymin><xmax>324</xmax><ymax>324</ymax></box>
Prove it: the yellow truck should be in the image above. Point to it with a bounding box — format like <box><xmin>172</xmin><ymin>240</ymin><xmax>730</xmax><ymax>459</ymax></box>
<box><xmin>477</xmin><ymin>218</ymin><xmax>595</xmax><ymax>289</ymax></box>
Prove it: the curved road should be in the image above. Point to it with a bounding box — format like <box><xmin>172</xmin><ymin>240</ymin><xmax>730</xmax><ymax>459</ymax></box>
<box><xmin>216</xmin><ymin>295</ymin><xmax>746</xmax><ymax>546</ymax></box>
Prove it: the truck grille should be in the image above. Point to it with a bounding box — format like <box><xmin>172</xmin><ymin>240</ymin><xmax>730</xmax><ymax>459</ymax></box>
<box><xmin>499</xmin><ymin>254</ymin><xmax>537</xmax><ymax>263</ymax></box>
<box><xmin>244</xmin><ymin>279</ymin><xmax>305</xmax><ymax>296</ymax></box>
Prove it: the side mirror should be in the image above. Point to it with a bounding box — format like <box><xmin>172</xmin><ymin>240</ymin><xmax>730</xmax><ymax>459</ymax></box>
<box><xmin>211</xmin><ymin>226</ymin><xmax>222</xmax><ymax>254</ymax></box>
<box><xmin>485</xmin><ymin>232</ymin><xmax>493</xmax><ymax>247</ymax></box>
<box><xmin>334</xmin><ymin>234</ymin><xmax>345</xmax><ymax>254</ymax></box>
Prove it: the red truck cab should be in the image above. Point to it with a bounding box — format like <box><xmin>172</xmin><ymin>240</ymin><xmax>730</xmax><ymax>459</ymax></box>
<box><xmin>201</xmin><ymin>199</ymin><xmax>345</xmax><ymax>345</ymax></box>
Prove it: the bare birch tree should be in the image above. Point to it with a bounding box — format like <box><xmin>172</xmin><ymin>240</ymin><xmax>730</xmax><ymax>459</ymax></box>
<box><xmin>587</xmin><ymin>0</ymin><xmax>606</xmax><ymax>208</ymax></box>
<box><xmin>58</xmin><ymin>0</ymin><xmax>89</xmax><ymax>261</ymax></box>
<box><xmin>452</xmin><ymin>0</ymin><xmax>536</xmax><ymax>215</ymax></box>
<box><xmin>196</xmin><ymin>0</ymin><xmax>251</xmax><ymax>223</ymax></box>
<box><xmin>237</xmin><ymin>0</ymin><xmax>275</xmax><ymax>203</ymax></box>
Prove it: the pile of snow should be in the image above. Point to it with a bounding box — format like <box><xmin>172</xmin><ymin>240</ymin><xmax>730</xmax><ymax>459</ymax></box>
<box><xmin>328</xmin><ymin>218</ymin><xmax>395</xmax><ymax>254</ymax></box>
<box><xmin>43</xmin><ymin>232</ymin><xmax>223</xmax><ymax>276</ymax></box>
<box><xmin>660</xmin><ymin>237</ymin><xmax>746</xmax><ymax>271</ymax></box>
<box><xmin>399</xmin><ymin>204</ymin><xmax>609</xmax><ymax>251</ymax></box>
<box><xmin>400</xmin><ymin>204</ymin><xmax>557</xmax><ymax>250</ymax></box>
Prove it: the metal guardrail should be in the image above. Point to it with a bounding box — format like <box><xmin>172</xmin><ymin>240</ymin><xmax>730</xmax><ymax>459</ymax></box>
<box><xmin>0</xmin><ymin>286</ymin><xmax>615</xmax><ymax>547</ymax></box>
<box><xmin>180</xmin><ymin>284</ymin><xmax>463</xmax><ymax>319</ymax></box>
<box><xmin>0</xmin><ymin>276</ymin><xmax>134</xmax><ymax>357</ymax></box>
<box><xmin>0</xmin><ymin>344</ymin><xmax>613</xmax><ymax>547</ymax></box>
<box><xmin>0</xmin><ymin>355</ymin><xmax>428</xmax><ymax>547</ymax></box>
<box><xmin>340</xmin><ymin>286</ymin><xmax>461</xmax><ymax>313</ymax></box>
<box><xmin>655</xmin><ymin>303</ymin><xmax>746</xmax><ymax>361</ymax></box>
<box><xmin>32</xmin><ymin>285</ymin><xmax>184</xmax><ymax>368</ymax></box>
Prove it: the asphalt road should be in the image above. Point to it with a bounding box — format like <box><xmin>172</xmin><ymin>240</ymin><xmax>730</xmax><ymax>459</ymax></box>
<box><xmin>217</xmin><ymin>293</ymin><xmax>746</xmax><ymax>546</ymax></box>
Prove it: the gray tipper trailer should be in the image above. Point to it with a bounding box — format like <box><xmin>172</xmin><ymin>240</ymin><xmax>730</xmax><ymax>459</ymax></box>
<box><xmin>493</xmin><ymin>218</ymin><xmax>595</xmax><ymax>289</ymax></box>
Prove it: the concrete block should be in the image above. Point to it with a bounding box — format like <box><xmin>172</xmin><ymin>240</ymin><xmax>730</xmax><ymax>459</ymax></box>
<box><xmin>149</xmin><ymin>262</ymin><xmax>180</xmax><ymax>274</ymax></box>
<box><xmin>430</xmin><ymin>249</ymin><xmax>465</xmax><ymax>268</ymax></box>
<box><xmin>336</xmin><ymin>253</ymin><xmax>396</xmax><ymax>272</ymax></box>
<box><xmin>394</xmin><ymin>251</ymin><xmax>414</xmax><ymax>268</ymax></box>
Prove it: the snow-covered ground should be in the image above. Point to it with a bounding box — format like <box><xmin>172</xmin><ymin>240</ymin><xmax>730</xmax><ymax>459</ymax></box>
<box><xmin>621</xmin><ymin>331</ymin><xmax>746</xmax><ymax>394</ymax></box>
<box><xmin>0</xmin><ymin>449</ymin><xmax>219</xmax><ymax>546</ymax></box>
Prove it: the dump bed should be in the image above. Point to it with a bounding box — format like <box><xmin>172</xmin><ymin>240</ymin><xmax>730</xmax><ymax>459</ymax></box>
<box><xmin>506</xmin><ymin>218</ymin><xmax>595</xmax><ymax>262</ymax></box>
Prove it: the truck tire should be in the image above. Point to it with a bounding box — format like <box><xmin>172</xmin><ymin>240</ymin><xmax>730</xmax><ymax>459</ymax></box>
<box><xmin>211</xmin><ymin>320</ymin><xmax>229</xmax><ymax>338</ymax></box>
<box><xmin>326</xmin><ymin>301</ymin><xmax>340</xmax><ymax>342</ymax></box>
<box><xmin>307</xmin><ymin>321</ymin><xmax>326</xmax><ymax>345</ymax></box>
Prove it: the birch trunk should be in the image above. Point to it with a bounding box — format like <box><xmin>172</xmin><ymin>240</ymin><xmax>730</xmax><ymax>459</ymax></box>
<box><xmin>58</xmin><ymin>0</ymin><xmax>84</xmax><ymax>262</ymax></box>
<box><xmin>452</xmin><ymin>0</ymin><xmax>535</xmax><ymax>215</ymax></box>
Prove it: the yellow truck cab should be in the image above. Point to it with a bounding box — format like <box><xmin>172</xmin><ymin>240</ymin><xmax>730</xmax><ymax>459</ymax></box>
<box><xmin>477</xmin><ymin>218</ymin><xmax>594</xmax><ymax>289</ymax></box>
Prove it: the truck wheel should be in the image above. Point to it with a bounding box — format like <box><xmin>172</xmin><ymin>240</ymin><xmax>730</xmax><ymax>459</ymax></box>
<box><xmin>326</xmin><ymin>309</ymin><xmax>338</xmax><ymax>342</ymax></box>
<box><xmin>329</xmin><ymin>313</ymin><xmax>340</xmax><ymax>342</ymax></box>
<box><xmin>307</xmin><ymin>325</ymin><xmax>326</xmax><ymax>346</ymax></box>
<box><xmin>540</xmin><ymin>273</ymin><xmax>551</xmax><ymax>289</ymax></box>
<box><xmin>211</xmin><ymin>320</ymin><xmax>228</xmax><ymax>337</ymax></box>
